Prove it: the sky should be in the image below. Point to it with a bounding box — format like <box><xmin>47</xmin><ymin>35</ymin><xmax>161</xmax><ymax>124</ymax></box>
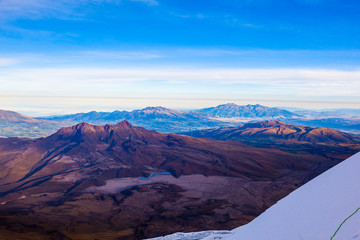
<box><xmin>0</xmin><ymin>0</ymin><xmax>359</xmax><ymax>116</ymax></box>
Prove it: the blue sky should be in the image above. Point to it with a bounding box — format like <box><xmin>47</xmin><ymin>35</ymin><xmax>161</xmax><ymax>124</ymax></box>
<box><xmin>0</xmin><ymin>0</ymin><xmax>359</xmax><ymax>115</ymax></box>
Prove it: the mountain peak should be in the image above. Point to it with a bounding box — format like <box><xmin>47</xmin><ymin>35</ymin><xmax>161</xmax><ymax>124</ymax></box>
<box><xmin>143</xmin><ymin>106</ymin><xmax>167</xmax><ymax>110</ymax></box>
<box><xmin>56</xmin><ymin>122</ymin><xmax>98</xmax><ymax>137</ymax></box>
<box><xmin>220</xmin><ymin>103</ymin><xmax>263</xmax><ymax>108</ymax></box>
<box><xmin>248</xmin><ymin>103</ymin><xmax>262</xmax><ymax>108</ymax></box>
<box><xmin>141</xmin><ymin>106</ymin><xmax>176</xmax><ymax>112</ymax></box>
<box><xmin>199</xmin><ymin>104</ymin><xmax>297</xmax><ymax>118</ymax></box>
<box><xmin>222</xmin><ymin>103</ymin><xmax>239</xmax><ymax>107</ymax></box>
<box><xmin>76</xmin><ymin>122</ymin><xmax>93</xmax><ymax>128</ymax></box>
<box><xmin>199</xmin><ymin>103</ymin><xmax>297</xmax><ymax>119</ymax></box>
<box><xmin>115</xmin><ymin>120</ymin><xmax>133</xmax><ymax>128</ymax></box>
<box><xmin>136</xmin><ymin>106</ymin><xmax>182</xmax><ymax>116</ymax></box>
<box><xmin>244</xmin><ymin>120</ymin><xmax>285</xmax><ymax>128</ymax></box>
<box><xmin>50</xmin><ymin>120</ymin><xmax>144</xmax><ymax>143</ymax></box>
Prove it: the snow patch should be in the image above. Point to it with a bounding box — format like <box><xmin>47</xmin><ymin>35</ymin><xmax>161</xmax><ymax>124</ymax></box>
<box><xmin>146</xmin><ymin>230</ymin><xmax>232</xmax><ymax>240</ymax></box>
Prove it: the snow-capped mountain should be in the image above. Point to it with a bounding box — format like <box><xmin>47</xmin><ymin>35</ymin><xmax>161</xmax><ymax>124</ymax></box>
<box><xmin>148</xmin><ymin>151</ymin><xmax>360</xmax><ymax>240</ymax></box>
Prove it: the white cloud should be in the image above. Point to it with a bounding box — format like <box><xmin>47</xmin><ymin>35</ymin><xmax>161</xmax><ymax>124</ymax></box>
<box><xmin>0</xmin><ymin>67</ymin><xmax>358</xmax><ymax>84</ymax></box>
<box><xmin>0</xmin><ymin>67</ymin><xmax>359</xmax><ymax>98</ymax></box>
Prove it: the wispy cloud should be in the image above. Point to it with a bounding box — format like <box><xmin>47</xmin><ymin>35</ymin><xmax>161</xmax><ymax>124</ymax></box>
<box><xmin>4</xmin><ymin>48</ymin><xmax>360</xmax><ymax>69</ymax></box>
<box><xmin>0</xmin><ymin>0</ymin><xmax>156</xmax><ymax>22</ymax></box>
<box><xmin>129</xmin><ymin>0</ymin><xmax>159</xmax><ymax>6</ymax></box>
<box><xmin>1</xmin><ymin>67</ymin><xmax>359</xmax><ymax>97</ymax></box>
<box><xmin>83</xmin><ymin>51</ymin><xmax>163</xmax><ymax>60</ymax></box>
<box><xmin>298</xmin><ymin>0</ymin><xmax>325</xmax><ymax>5</ymax></box>
<box><xmin>241</xmin><ymin>23</ymin><xmax>262</xmax><ymax>29</ymax></box>
<box><xmin>0</xmin><ymin>23</ymin><xmax>80</xmax><ymax>41</ymax></box>
<box><xmin>0</xmin><ymin>57</ymin><xmax>17</xmax><ymax>66</ymax></box>
<box><xmin>0</xmin><ymin>0</ymin><xmax>85</xmax><ymax>21</ymax></box>
<box><xmin>223</xmin><ymin>14</ymin><xmax>262</xmax><ymax>29</ymax></box>
<box><xmin>0</xmin><ymin>0</ymin><xmax>156</xmax><ymax>42</ymax></box>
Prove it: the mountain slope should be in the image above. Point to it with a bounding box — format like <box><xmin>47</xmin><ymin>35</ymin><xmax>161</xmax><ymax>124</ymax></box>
<box><xmin>0</xmin><ymin>120</ymin><xmax>334</xmax><ymax>193</ymax></box>
<box><xmin>0</xmin><ymin>110</ymin><xmax>40</xmax><ymax>123</ymax></box>
<box><xmin>0</xmin><ymin>110</ymin><xmax>66</xmax><ymax>138</ymax></box>
<box><xmin>283</xmin><ymin>117</ymin><xmax>360</xmax><ymax>134</ymax></box>
<box><xmin>197</xmin><ymin>103</ymin><xmax>298</xmax><ymax>118</ymax></box>
<box><xmin>227</xmin><ymin>150</ymin><xmax>360</xmax><ymax>240</ymax></box>
<box><xmin>0</xmin><ymin>121</ymin><xmax>358</xmax><ymax>239</ymax></box>
<box><xmin>185</xmin><ymin>120</ymin><xmax>358</xmax><ymax>145</ymax></box>
<box><xmin>150</xmin><ymin>151</ymin><xmax>360</xmax><ymax>240</ymax></box>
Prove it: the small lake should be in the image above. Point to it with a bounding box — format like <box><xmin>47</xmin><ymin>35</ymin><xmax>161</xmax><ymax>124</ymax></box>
<box><xmin>139</xmin><ymin>172</ymin><xmax>171</xmax><ymax>180</ymax></box>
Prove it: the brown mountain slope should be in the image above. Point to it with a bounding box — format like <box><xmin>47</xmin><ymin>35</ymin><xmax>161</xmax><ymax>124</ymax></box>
<box><xmin>0</xmin><ymin>110</ymin><xmax>40</xmax><ymax>123</ymax></box>
<box><xmin>0</xmin><ymin>121</ymin><xmax>321</xmax><ymax>193</ymax></box>
<box><xmin>0</xmin><ymin>109</ymin><xmax>67</xmax><ymax>138</ymax></box>
<box><xmin>0</xmin><ymin>121</ymin><xmax>359</xmax><ymax>239</ymax></box>
<box><xmin>185</xmin><ymin>120</ymin><xmax>358</xmax><ymax>145</ymax></box>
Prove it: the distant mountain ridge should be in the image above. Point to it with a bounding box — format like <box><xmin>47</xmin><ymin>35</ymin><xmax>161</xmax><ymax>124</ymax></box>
<box><xmin>47</xmin><ymin>106</ymin><xmax>208</xmax><ymax>122</ymax></box>
<box><xmin>38</xmin><ymin>103</ymin><xmax>300</xmax><ymax>134</ymax></box>
<box><xmin>42</xmin><ymin>104</ymin><xmax>298</xmax><ymax>123</ymax></box>
<box><xmin>2</xmin><ymin>103</ymin><xmax>360</xmax><ymax>138</ymax></box>
<box><xmin>40</xmin><ymin>106</ymin><xmax>231</xmax><ymax>133</ymax></box>
<box><xmin>185</xmin><ymin>120</ymin><xmax>358</xmax><ymax>145</ymax></box>
<box><xmin>197</xmin><ymin>103</ymin><xmax>298</xmax><ymax>118</ymax></box>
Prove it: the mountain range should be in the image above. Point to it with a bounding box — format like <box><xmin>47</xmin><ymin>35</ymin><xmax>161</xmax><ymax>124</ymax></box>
<box><xmin>198</xmin><ymin>103</ymin><xmax>298</xmax><ymax>118</ymax></box>
<box><xmin>1</xmin><ymin>103</ymin><xmax>360</xmax><ymax>138</ymax></box>
<box><xmin>41</xmin><ymin>106</ymin><xmax>228</xmax><ymax>133</ymax></box>
<box><xmin>0</xmin><ymin>120</ymin><xmax>359</xmax><ymax>239</ymax></box>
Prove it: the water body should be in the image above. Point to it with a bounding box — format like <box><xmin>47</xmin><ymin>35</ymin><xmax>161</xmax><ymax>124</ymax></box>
<box><xmin>139</xmin><ymin>172</ymin><xmax>171</xmax><ymax>180</ymax></box>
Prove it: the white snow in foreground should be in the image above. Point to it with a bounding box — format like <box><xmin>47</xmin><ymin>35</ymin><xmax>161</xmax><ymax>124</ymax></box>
<box><xmin>147</xmin><ymin>151</ymin><xmax>360</xmax><ymax>240</ymax></box>
<box><xmin>146</xmin><ymin>231</ymin><xmax>232</xmax><ymax>240</ymax></box>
